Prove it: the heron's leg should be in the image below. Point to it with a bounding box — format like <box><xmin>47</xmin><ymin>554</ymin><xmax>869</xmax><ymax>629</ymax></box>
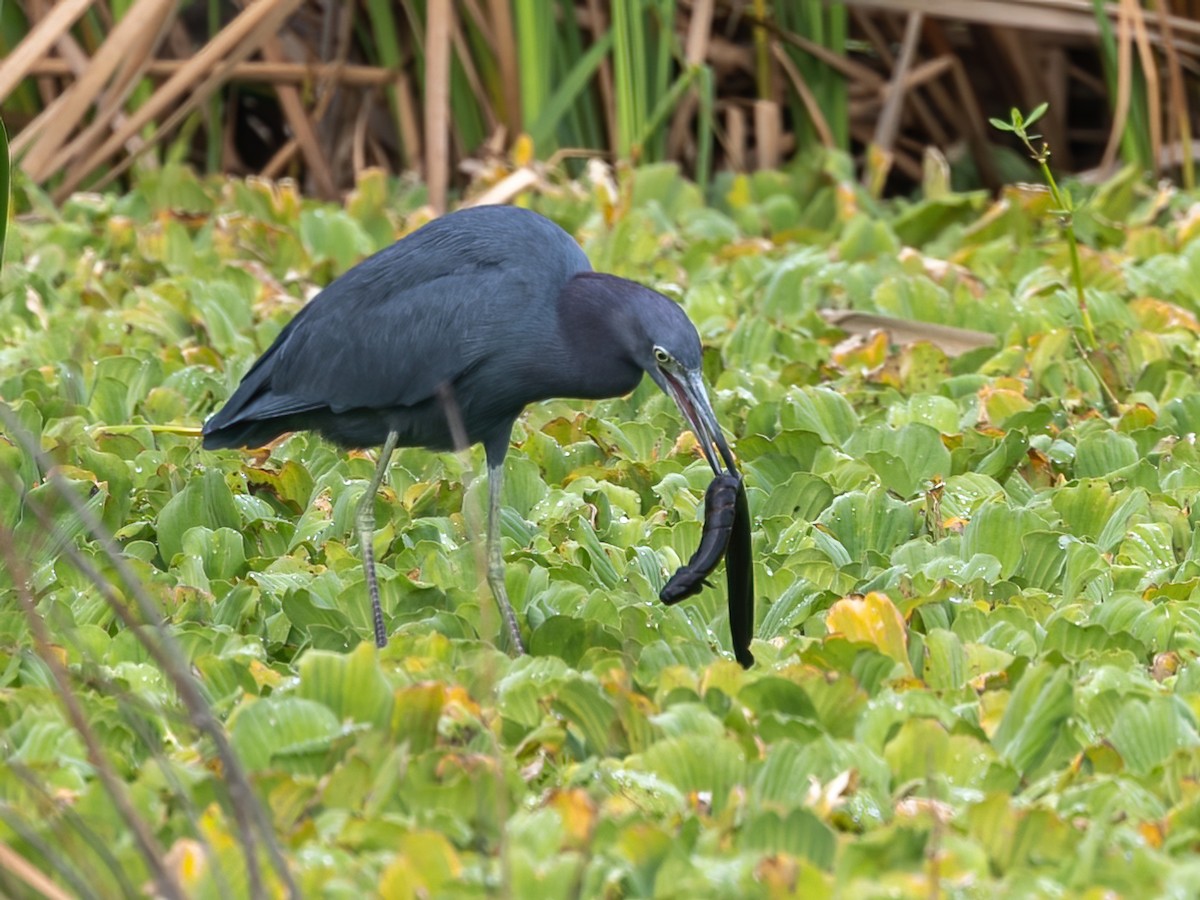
<box><xmin>486</xmin><ymin>462</ymin><xmax>526</xmax><ymax>654</ymax></box>
<box><xmin>356</xmin><ymin>431</ymin><xmax>399</xmax><ymax>648</ymax></box>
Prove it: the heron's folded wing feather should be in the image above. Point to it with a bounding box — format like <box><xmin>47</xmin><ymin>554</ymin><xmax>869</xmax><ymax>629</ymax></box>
<box><xmin>265</xmin><ymin>263</ymin><xmax>550</xmax><ymax>413</ymax></box>
<box><xmin>223</xmin><ymin>390</ymin><xmax>322</xmax><ymax>421</ymax></box>
<box><xmin>206</xmin><ymin>208</ymin><xmax>590</xmax><ymax>439</ymax></box>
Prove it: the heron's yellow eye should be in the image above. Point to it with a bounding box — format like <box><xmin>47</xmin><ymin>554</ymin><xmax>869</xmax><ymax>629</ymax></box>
<box><xmin>654</xmin><ymin>348</ymin><xmax>671</xmax><ymax>365</ymax></box>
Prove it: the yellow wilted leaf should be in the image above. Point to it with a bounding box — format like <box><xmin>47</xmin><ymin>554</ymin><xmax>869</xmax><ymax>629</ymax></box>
<box><xmin>863</xmin><ymin>144</ymin><xmax>891</xmax><ymax>199</ymax></box>
<box><xmin>443</xmin><ymin>684</ymin><xmax>482</xmax><ymax>719</ymax></box>
<box><xmin>992</xmin><ymin>375</ymin><xmax>1028</xmax><ymax>393</ymax></box>
<box><xmin>378</xmin><ymin>831</ymin><xmax>463</xmax><ymax>898</ymax></box>
<box><xmin>726</xmin><ymin>173</ymin><xmax>752</xmax><ymax>211</ymax></box>
<box><xmin>585</xmin><ymin>158</ymin><xmax>618</xmax><ymax>225</ymax></box>
<box><xmin>615</xmin><ymin>822</ymin><xmax>672</xmax><ymax>868</ymax></box>
<box><xmin>805</xmin><ymin>769</ymin><xmax>853</xmax><ymax>817</ymax></box>
<box><xmin>1178</xmin><ymin>203</ymin><xmax>1200</xmax><ymax>244</ymax></box>
<box><xmin>1152</xmin><ymin>651</ymin><xmax>1180</xmax><ymax>682</ymax></box>
<box><xmin>715</xmin><ymin>237</ymin><xmax>773</xmax><ymax>261</ymax></box>
<box><xmin>164</xmin><ymin>838</ymin><xmax>208</xmax><ymax>888</ymax></box>
<box><xmin>895</xmin><ymin>795</ymin><xmax>955</xmax><ymax>825</ymax></box>
<box><xmin>41</xmin><ymin>643</ymin><xmax>68</xmax><ymax>669</ymax></box>
<box><xmin>510</xmin><ymin>133</ymin><xmax>535</xmax><ymax>168</ymax></box>
<box><xmin>826</xmin><ymin>592</ymin><xmax>912</xmax><ymax>674</ymax></box>
<box><xmin>402</xmin><ymin>482</ymin><xmax>430</xmax><ymax>507</ymax></box>
<box><xmin>977</xmin><ymin>688</ymin><xmax>1007</xmax><ymax>738</ymax></box>
<box><xmin>247</xmin><ymin>658</ymin><xmax>282</xmax><ymax>690</ymax></box>
<box><xmin>1138</xmin><ymin>819</ymin><xmax>1166</xmax><ymax>849</ymax></box>
<box><xmin>1119</xmin><ymin>403</ymin><xmax>1157</xmax><ymax>432</ymax></box>
<box><xmin>755</xmin><ymin>854</ymin><xmax>799</xmax><ymax>896</ymax></box>
<box><xmin>831</xmin><ymin>329</ymin><xmax>889</xmax><ymax>373</ymax></box>
<box><xmin>376</xmin><ymin>857</ymin><xmax>422</xmax><ymax>900</ymax></box>
<box><xmin>547</xmin><ymin>788</ymin><xmax>597</xmax><ymax>849</ymax></box>
<box><xmin>942</xmin><ymin>516</ymin><xmax>969</xmax><ymax>534</ymax></box>
<box><xmin>980</xmin><ymin>386</ymin><xmax>1032</xmax><ymax>427</ymax></box>
<box><xmin>835</xmin><ymin>180</ymin><xmax>860</xmax><ymax>221</ymax></box>
<box><xmin>1130</xmin><ymin>297</ymin><xmax>1200</xmax><ymax>333</ymax></box>
<box><xmin>671</xmin><ymin>428</ymin><xmax>700</xmax><ymax>459</ymax></box>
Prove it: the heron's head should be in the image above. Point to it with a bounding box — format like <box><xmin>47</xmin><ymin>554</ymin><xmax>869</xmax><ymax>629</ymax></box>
<box><xmin>628</xmin><ymin>286</ymin><xmax>738</xmax><ymax>476</ymax></box>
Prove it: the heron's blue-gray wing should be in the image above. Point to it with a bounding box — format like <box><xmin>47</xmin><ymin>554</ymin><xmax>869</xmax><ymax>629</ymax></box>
<box><xmin>205</xmin><ymin>217</ymin><xmax>589</xmax><ymax>438</ymax></box>
<box><xmin>269</xmin><ymin>261</ymin><xmax>552</xmax><ymax>413</ymax></box>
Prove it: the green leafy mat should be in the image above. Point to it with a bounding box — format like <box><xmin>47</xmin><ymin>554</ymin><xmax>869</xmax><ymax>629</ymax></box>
<box><xmin>3</xmin><ymin>158</ymin><xmax>1200</xmax><ymax>896</ymax></box>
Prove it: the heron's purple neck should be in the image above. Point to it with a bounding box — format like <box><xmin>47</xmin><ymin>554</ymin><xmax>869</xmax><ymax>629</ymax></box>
<box><xmin>551</xmin><ymin>272</ymin><xmax>646</xmax><ymax>401</ymax></box>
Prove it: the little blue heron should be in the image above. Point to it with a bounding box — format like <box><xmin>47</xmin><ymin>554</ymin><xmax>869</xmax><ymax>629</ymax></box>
<box><xmin>203</xmin><ymin>205</ymin><xmax>738</xmax><ymax>653</ymax></box>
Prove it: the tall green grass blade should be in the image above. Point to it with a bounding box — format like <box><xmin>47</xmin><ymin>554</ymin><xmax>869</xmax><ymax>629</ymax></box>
<box><xmin>777</xmin><ymin>0</ymin><xmax>848</xmax><ymax>152</ymax></box>
<box><xmin>648</xmin><ymin>0</ymin><xmax>676</xmax><ymax>161</ymax></box>
<box><xmin>528</xmin><ymin>32</ymin><xmax>613</xmax><ymax>152</ymax></box>
<box><xmin>0</xmin><ymin>116</ymin><xmax>8</xmax><ymax>268</ymax></box>
<box><xmin>752</xmin><ymin>0</ymin><xmax>771</xmax><ymax>98</ymax></box>
<box><xmin>206</xmin><ymin>0</ymin><xmax>223</xmax><ymax>173</ymax></box>
<box><xmin>0</xmin><ymin>0</ymin><xmax>5</xmax><ymax>245</ymax></box>
<box><xmin>637</xmin><ymin>66</ymin><xmax>698</xmax><ymax>150</ymax></box>
<box><xmin>515</xmin><ymin>0</ymin><xmax>554</xmax><ymax>149</ymax></box>
<box><xmin>364</xmin><ymin>0</ymin><xmax>411</xmax><ymax>167</ymax></box>
<box><xmin>79</xmin><ymin>5</ymin><xmax>106</xmax><ymax>53</ymax></box>
<box><xmin>825</xmin><ymin>2</ymin><xmax>848</xmax><ymax>149</ymax></box>
<box><xmin>1089</xmin><ymin>0</ymin><xmax>1150</xmax><ymax>168</ymax></box>
<box><xmin>0</xmin><ymin>2</ymin><xmax>39</xmax><ymax>114</ymax></box>
<box><xmin>556</xmin><ymin>1</ymin><xmax>602</xmax><ymax>151</ymax></box>
<box><xmin>630</xmin><ymin>1</ymin><xmax>649</xmax><ymax>143</ymax></box>
<box><xmin>695</xmin><ymin>65</ymin><xmax>713</xmax><ymax>193</ymax></box>
<box><xmin>461</xmin><ymin>13</ymin><xmax>496</xmax><ymax>103</ymax></box>
<box><xmin>450</xmin><ymin>56</ymin><xmax>486</xmax><ymax>153</ymax></box>
<box><xmin>612</xmin><ymin>0</ymin><xmax>647</xmax><ymax>159</ymax></box>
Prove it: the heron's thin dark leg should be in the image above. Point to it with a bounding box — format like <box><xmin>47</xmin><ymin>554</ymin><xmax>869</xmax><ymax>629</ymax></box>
<box><xmin>486</xmin><ymin>461</ymin><xmax>526</xmax><ymax>654</ymax></box>
<box><xmin>357</xmin><ymin>430</ymin><xmax>398</xmax><ymax>648</ymax></box>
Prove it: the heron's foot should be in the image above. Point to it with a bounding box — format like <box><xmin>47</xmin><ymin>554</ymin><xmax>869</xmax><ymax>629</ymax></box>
<box><xmin>487</xmin><ymin>562</ymin><xmax>526</xmax><ymax>655</ymax></box>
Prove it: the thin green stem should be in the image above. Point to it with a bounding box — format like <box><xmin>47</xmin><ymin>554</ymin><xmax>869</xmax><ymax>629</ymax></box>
<box><xmin>993</xmin><ymin>106</ymin><xmax>1101</xmax><ymax>361</ymax></box>
<box><xmin>1034</xmin><ymin>156</ymin><xmax>1095</xmax><ymax>348</ymax></box>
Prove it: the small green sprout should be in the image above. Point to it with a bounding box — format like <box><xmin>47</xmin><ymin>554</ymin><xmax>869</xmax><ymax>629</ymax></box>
<box><xmin>991</xmin><ymin>104</ymin><xmax>1094</xmax><ymax>348</ymax></box>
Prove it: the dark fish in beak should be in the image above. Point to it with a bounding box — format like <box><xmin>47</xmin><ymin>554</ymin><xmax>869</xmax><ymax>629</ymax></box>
<box><xmin>724</xmin><ymin>475</ymin><xmax>754</xmax><ymax>668</ymax></box>
<box><xmin>660</xmin><ymin>374</ymin><xmax>755</xmax><ymax>668</ymax></box>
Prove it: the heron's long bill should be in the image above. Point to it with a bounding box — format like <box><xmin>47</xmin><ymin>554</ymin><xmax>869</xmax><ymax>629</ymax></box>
<box><xmin>663</xmin><ymin>370</ymin><xmax>737</xmax><ymax>475</ymax></box>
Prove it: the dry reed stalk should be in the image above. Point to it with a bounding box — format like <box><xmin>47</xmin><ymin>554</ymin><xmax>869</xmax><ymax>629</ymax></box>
<box><xmin>261</xmin><ymin>35</ymin><xmax>339</xmax><ymax>198</ymax></box>
<box><xmin>725</xmin><ymin>103</ymin><xmax>747</xmax><ymax>170</ymax></box>
<box><xmin>53</xmin><ymin>0</ymin><xmax>305</xmax><ymax>198</ymax></box>
<box><xmin>947</xmin><ymin>54</ymin><xmax>1002</xmax><ymax>189</ymax></box>
<box><xmin>1127</xmin><ymin>0</ymin><xmax>1163</xmax><ymax>175</ymax></box>
<box><xmin>1101</xmin><ymin>0</ymin><xmax>1135</xmax><ymax>171</ymax></box>
<box><xmin>21</xmin><ymin>0</ymin><xmax>176</xmax><ymax>182</ymax></box>
<box><xmin>753</xmin><ymin>98</ymin><xmax>782</xmax><ymax>167</ymax></box>
<box><xmin>772</xmin><ymin>42</ymin><xmax>834</xmax><ymax>149</ymax></box>
<box><xmin>487</xmin><ymin>0</ymin><xmax>522</xmax><ymax>133</ymax></box>
<box><xmin>873</xmin><ymin>11</ymin><xmax>923</xmax><ymax>154</ymax></box>
<box><xmin>425</xmin><ymin>0</ymin><xmax>453</xmax><ymax>213</ymax></box>
<box><xmin>0</xmin><ymin>840</ymin><xmax>76</xmax><ymax>900</ymax></box>
<box><xmin>845</xmin><ymin>0</ymin><xmax>1200</xmax><ymax>53</ymax></box>
<box><xmin>22</xmin><ymin>57</ymin><xmax>397</xmax><ymax>85</ymax></box>
<box><xmin>667</xmin><ymin>0</ymin><xmax>714</xmax><ymax>160</ymax></box>
<box><xmin>852</xmin><ymin>10</ymin><xmax>949</xmax><ymax>147</ymax></box>
<box><xmin>451</xmin><ymin>10</ymin><xmax>498</xmax><ymax>137</ymax></box>
<box><xmin>463</xmin><ymin>166</ymin><xmax>540</xmax><ymax>206</ymax></box>
<box><xmin>0</xmin><ymin>0</ymin><xmax>91</xmax><ymax>100</ymax></box>
<box><xmin>1154</xmin><ymin>0</ymin><xmax>1194</xmax><ymax>187</ymax></box>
